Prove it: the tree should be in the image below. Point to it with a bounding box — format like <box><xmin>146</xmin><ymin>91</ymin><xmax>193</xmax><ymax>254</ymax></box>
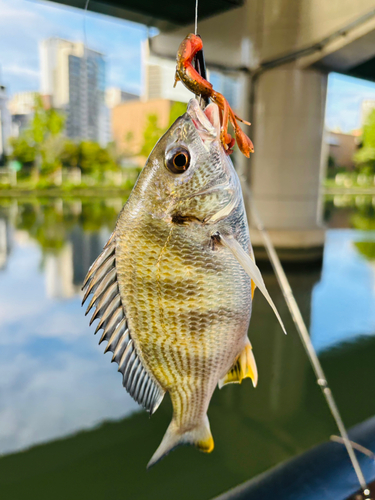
<box><xmin>354</xmin><ymin>109</ymin><xmax>375</xmax><ymax>173</ymax></box>
<box><xmin>139</xmin><ymin>114</ymin><xmax>165</xmax><ymax>158</ymax></box>
<box><xmin>79</xmin><ymin>141</ymin><xmax>118</xmax><ymax>180</ymax></box>
<box><xmin>9</xmin><ymin>135</ymin><xmax>35</xmax><ymax>166</ymax></box>
<box><xmin>168</xmin><ymin>101</ymin><xmax>187</xmax><ymax>127</ymax></box>
<box><xmin>9</xmin><ymin>94</ymin><xmax>65</xmax><ymax>174</ymax></box>
<box><xmin>60</xmin><ymin>141</ymin><xmax>80</xmax><ymax>169</ymax></box>
<box><xmin>139</xmin><ymin>102</ymin><xmax>188</xmax><ymax>159</ymax></box>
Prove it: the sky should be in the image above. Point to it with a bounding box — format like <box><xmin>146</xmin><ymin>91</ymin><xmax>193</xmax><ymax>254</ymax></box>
<box><xmin>1</xmin><ymin>0</ymin><xmax>375</xmax><ymax>132</ymax></box>
<box><xmin>0</xmin><ymin>0</ymin><xmax>150</xmax><ymax>96</ymax></box>
<box><xmin>0</xmin><ymin>230</ymin><xmax>138</xmax><ymax>455</ymax></box>
<box><xmin>326</xmin><ymin>73</ymin><xmax>375</xmax><ymax>132</ymax></box>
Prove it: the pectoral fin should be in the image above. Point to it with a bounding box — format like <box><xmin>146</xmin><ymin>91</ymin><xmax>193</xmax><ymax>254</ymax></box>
<box><xmin>216</xmin><ymin>232</ymin><xmax>287</xmax><ymax>334</ymax></box>
<box><xmin>219</xmin><ymin>338</ymin><xmax>258</xmax><ymax>389</ymax></box>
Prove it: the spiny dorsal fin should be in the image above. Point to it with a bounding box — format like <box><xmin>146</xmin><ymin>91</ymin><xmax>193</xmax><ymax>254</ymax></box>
<box><xmin>82</xmin><ymin>233</ymin><xmax>165</xmax><ymax>414</ymax></box>
<box><xmin>218</xmin><ymin>338</ymin><xmax>258</xmax><ymax>389</ymax></box>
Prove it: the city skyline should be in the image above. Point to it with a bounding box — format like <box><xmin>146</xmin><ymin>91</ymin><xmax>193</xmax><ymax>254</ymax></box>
<box><xmin>0</xmin><ymin>0</ymin><xmax>149</xmax><ymax>96</ymax></box>
<box><xmin>40</xmin><ymin>37</ymin><xmax>110</xmax><ymax>144</ymax></box>
<box><xmin>0</xmin><ymin>0</ymin><xmax>375</xmax><ymax>133</ymax></box>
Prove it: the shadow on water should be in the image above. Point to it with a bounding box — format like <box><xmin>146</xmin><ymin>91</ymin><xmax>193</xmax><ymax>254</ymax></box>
<box><xmin>0</xmin><ymin>195</ymin><xmax>374</xmax><ymax>499</ymax></box>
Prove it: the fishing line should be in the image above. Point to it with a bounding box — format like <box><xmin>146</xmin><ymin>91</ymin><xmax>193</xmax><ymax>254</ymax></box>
<box><xmin>195</xmin><ymin>0</ymin><xmax>198</xmax><ymax>35</ymax></box>
<box><xmin>83</xmin><ymin>0</ymin><xmax>90</xmax><ymax>51</ymax></box>
<box><xmin>78</xmin><ymin>0</ymin><xmax>370</xmax><ymax>495</ymax></box>
<box><xmin>247</xmin><ymin>193</ymin><xmax>371</xmax><ymax>499</ymax></box>
<box><xmin>189</xmin><ymin>20</ymin><xmax>370</xmax><ymax>493</ymax></box>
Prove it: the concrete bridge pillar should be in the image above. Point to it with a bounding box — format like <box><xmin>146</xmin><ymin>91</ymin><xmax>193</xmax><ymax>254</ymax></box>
<box><xmin>248</xmin><ymin>66</ymin><xmax>328</xmax><ymax>260</ymax></box>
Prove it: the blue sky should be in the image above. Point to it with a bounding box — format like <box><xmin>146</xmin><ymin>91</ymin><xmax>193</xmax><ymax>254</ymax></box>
<box><xmin>1</xmin><ymin>0</ymin><xmax>375</xmax><ymax>132</ymax></box>
<box><xmin>0</xmin><ymin>0</ymin><xmax>149</xmax><ymax>95</ymax></box>
<box><xmin>326</xmin><ymin>73</ymin><xmax>375</xmax><ymax>132</ymax></box>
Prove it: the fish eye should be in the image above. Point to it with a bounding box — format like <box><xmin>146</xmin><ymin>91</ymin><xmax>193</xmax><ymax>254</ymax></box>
<box><xmin>165</xmin><ymin>147</ymin><xmax>191</xmax><ymax>174</ymax></box>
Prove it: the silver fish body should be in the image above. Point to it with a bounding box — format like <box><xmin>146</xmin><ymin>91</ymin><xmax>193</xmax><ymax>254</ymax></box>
<box><xmin>83</xmin><ymin>99</ymin><xmax>269</xmax><ymax>467</ymax></box>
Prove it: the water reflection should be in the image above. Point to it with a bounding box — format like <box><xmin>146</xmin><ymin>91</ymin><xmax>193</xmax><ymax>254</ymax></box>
<box><xmin>311</xmin><ymin>230</ymin><xmax>375</xmax><ymax>353</ymax></box>
<box><xmin>325</xmin><ymin>193</ymin><xmax>375</xmax><ymax>229</ymax></box>
<box><xmin>0</xmin><ymin>196</ymin><xmax>374</xmax><ymax>500</ymax></box>
<box><xmin>0</xmin><ymin>198</ymin><xmax>138</xmax><ymax>456</ymax></box>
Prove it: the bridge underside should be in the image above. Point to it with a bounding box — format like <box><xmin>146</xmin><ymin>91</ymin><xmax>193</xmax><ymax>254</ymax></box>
<box><xmin>47</xmin><ymin>0</ymin><xmax>243</xmax><ymax>30</ymax></box>
<box><xmin>347</xmin><ymin>57</ymin><xmax>375</xmax><ymax>82</ymax></box>
<box><xmin>46</xmin><ymin>0</ymin><xmax>375</xmax><ymax>258</ymax></box>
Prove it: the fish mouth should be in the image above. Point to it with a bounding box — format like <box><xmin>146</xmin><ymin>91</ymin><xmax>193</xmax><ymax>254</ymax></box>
<box><xmin>186</xmin><ymin>99</ymin><xmax>221</xmax><ymax>143</ymax></box>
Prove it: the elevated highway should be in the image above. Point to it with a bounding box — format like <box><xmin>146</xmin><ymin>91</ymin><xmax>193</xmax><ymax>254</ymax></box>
<box><xmin>48</xmin><ymin>0</ymin><xmax>375</xmax><ymax>258</ymax></box>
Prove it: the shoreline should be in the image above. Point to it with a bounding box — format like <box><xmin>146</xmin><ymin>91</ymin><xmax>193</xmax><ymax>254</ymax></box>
<box><xmin>0</xmin><ymin>187</ymin><xmax>131</xmax><ymax>198</ymax></box>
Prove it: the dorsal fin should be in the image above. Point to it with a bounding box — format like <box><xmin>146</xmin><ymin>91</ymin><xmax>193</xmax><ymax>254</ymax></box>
<box><xmin>82</xmin><ymin>233</ymin><xmax>165</xmax><ymax>414</ymax></box>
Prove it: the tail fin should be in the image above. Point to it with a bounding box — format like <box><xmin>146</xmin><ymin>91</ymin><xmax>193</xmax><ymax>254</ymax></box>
<box><xmin>147</xmin><ymin>416</ymin><xmax>214</xmax><ymax>468</ymax></box>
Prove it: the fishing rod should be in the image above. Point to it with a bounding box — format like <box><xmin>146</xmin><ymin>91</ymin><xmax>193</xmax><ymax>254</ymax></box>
<box><xmin>192</xmin><ymin>1</ymin><xmax>370</xmax><ymax>497</ymax></box>
<box><xmin>248</xmin><ymin>195</ymin><xmax>371</xmax><ymax>499</ymax></box>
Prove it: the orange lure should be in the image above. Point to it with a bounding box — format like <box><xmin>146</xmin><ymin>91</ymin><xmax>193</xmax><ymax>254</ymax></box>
<box><xmin>175</xmin><ymin>33</ymin><xmax>254</xmax><ymax>158</ymax></box>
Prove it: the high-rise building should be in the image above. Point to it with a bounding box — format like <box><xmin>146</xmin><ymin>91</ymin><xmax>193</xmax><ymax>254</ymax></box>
<box><xmin>40</xmin><ymin>37</ymin><xmax>110</xmax><ymax>145</ymax></box>
<box><xmin>105</xmin><ymin>87</ymin><xmax>138</xmax><ymax>109</ymax></box>
<box><xmin>8</xmin><ymin>91</ymin><xmax>37</xmax><ymax>116</ymax></box>
<box><xmin>0</xmin><ymin>83</ymin><xmax>11</xmax><ymax>159</ymax></box>
<box><xmin>8</xmin><ymin>91</ymin><xmax>38</xmax><ymax>137</ymax></box>
<box><xmin>142</xmin><ymin>40</ymin><xmax>192</xmax><ymax>103</ymax></box>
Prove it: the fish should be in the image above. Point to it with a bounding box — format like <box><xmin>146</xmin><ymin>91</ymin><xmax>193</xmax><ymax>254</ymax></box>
<box><xmin>82</xmin><ymin>98</ymin><xmax>286</xmax><ymax>467</ymax></box>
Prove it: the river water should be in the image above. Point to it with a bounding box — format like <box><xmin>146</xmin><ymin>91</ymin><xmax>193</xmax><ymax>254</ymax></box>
<box><xmin>0</xmin><ymin>194</ymin><xmax>374</xmax><ymax>499</ymax></box>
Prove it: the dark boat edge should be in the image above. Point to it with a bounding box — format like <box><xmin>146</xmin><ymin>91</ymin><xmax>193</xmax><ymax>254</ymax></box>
<box><xmin>213</xmin><ymin>416</ymin><xmax>375</xmax><ymax>500</ymax></box>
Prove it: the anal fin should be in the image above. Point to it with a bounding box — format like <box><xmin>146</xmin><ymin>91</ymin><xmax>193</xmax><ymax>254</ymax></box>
<box><xmin>219</xmin><ymin>338</ymin><xmax>258</xmax><ymax>389</ymax></box>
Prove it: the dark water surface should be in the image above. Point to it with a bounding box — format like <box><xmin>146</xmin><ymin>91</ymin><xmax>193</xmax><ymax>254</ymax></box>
<box><xmin>0</xmin><ymin>195</ymin><xmax>374</xmax><ymax>500</ymax></box>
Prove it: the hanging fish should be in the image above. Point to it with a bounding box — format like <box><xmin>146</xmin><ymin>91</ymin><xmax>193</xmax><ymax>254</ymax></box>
<box><xmin>82</xmin><ymin>98</ymin><xmax>286</xmax><ymax>467</ymax></box>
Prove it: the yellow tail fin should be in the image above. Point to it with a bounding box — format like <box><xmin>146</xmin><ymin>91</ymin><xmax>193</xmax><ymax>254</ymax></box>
<box><xmin>147</xmin><ymin>416</ymin><xmax>214</xmax><ymax>468</ymax></box>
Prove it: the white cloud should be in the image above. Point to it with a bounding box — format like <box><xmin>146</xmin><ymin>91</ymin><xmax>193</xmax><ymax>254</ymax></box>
<box><xmin>3</xmin><ymin>64</ymin><xmax>40</xmax><ymax>78</ymax></box>
<box><xmin>0</xmin><ymin>350</ymin><xmax>139</xmax><ymax>455</ymax></box>
<box><xmin>0</xmin><ymin>0</ymin><xmax>148</xmax><ymax>95</ymax></box>
<box><xmin>0</xmin><ymin>220</ymin><xmax>140</xmax><ymax>456</ymax></box>
<box><xmin>326</xmin><ymin>72</ymin><xmax>375</xmax><ymax>132</ymax></box>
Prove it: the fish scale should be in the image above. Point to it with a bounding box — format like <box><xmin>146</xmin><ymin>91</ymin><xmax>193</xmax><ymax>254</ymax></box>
<box><xmin>116</xmin><ymin>198</ymin><xmax>252</xmax><ymax>429</ymax></box>
<box><xmin>83</xmin><ymin>98</ymin><xmax>286</xmax><ymax>467</ymax></box>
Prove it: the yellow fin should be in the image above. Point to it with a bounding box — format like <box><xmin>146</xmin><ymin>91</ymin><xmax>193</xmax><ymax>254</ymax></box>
<box><xmin>250</xmin><ymin>252</ymin><xmax>256</xmax><ymax>299</ymax></box>
<box><xmin>219</xmin><ymin>339</ymin><xmax>258</xmax><ymax>389</ymax></box>
<box><xmin>147</xmin><ymin>416</ymin><xmax>213</xmax><ymax>468</ymax></box>
<box><xmin>197</xmin><ymin>433</ymin><xmax>214</xmax><ymax>453</ymax></box>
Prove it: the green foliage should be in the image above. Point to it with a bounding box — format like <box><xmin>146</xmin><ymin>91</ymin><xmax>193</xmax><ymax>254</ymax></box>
<box><xmin>9</xmin><ymin>135</ymin><xmax>35</xmax><ymax>165</ymax></box>
<box><xmin>80</xmin><ymin>200</ymin><xmax>120</xmax><ymax>232</ymax></box>
<box><xmin>8</xmin><ymin>94</ymin><xmax>120</xmax><ymax>183</ymax></box>
<box><xmin>79</xmin><ymin>142</ymin><xmax>119</xmax><ymax>182</ymax></box>
<box><xmin>168</xmin><ymin>101</ymin><xmax>187</xmax><ymax>126</ymax></box>
<box><xmin>354</xmin><ymin>241</ymin><xmax>375</xmax><ymax>261</ymax></box>
<box><xmin>327</xmin><ymin>155</ymin><xmax>336</xmax><ymax>169</ymax></box>
<box><xmin>350</xmin><ymin>201</ymin><xmax>375</xmax><ymax>230</ymax></box>
<box><xmin>351</xmin><ymin>213</ymin><xmax>375</xmax><ymax>231</ymax></box>
<box><xmin>15</xmin><ymin>199</ymin><xmax>125</xmax><ymax>255</ymax></box>
<box><xmin>9</xmin><ymin>94</ymin><xmax>65</xmax><ymax>174</ymax></box>
<box><xmin>139</xmin><ymin>114</ymin><xmax>165</xmax><ymax>158</ymax></box>
<box><xmin>354</xmin><ymin>109</ymin><xmax>375</xmax><ymax>173</ymax></box>
<box><xmin>139</xmin><ymin>101</ymin><xmax>187</xmax><ymax>158</ymax></box>
<box><xmin>61</xmin><ymin>141</ymin><xmax>80</xmax><ymax>169</ymax></box>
